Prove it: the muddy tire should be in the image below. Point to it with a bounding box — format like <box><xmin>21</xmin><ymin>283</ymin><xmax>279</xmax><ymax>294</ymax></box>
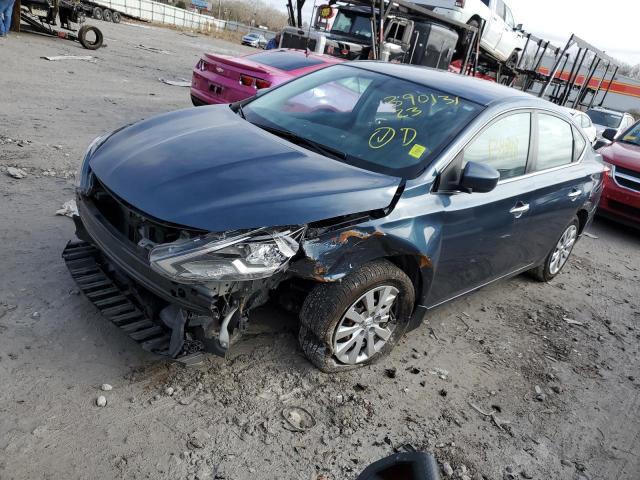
<box><xmin>78</xmin><ymin>25</ymin><xmax>104</xmax><ymax>50</ymax></box>
<box><xmin>506</xmin><ymin>50</ymin><xmax>520</xmax><ymax>70</ymax></box>
<box><xmin>102</xmin><ymin>9</ymin><xmax>112</xmax><ymax>22</ymax></box>
<box><xmin>529</xmin><ymin>217</ymin><xmax>579</xmax><ymax>282</ymax></box>
<box><xmin>299</xmin><ymin>259</ymin><xmax>415</xmax><ymax>373</ymax></box>
<box><xmin>92</xmin><ymin>7</ymin><xmax>102</xmax><ymax>20</ymax></box>
<box><xmin>111</xmin><ymin>11</ymin><xmax>121</xmax><ymax>23</ymax></box>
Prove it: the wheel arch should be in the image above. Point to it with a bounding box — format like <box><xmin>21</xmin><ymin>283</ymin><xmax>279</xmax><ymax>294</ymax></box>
<box><xmin>576</xmin><ymin>208</ymin><xmax>590</xmax><ymax>234</ymax></box>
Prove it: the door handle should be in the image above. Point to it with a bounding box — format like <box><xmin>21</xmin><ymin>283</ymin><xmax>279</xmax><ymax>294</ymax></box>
<box><xmin>509</xmin><ymin>202</ymin><xmax>530</xmax><ymax>218</ymax></box>
<box><xmin>568</xmin><ymin>189</ymin><xmax>582</xmax><ymax>200</ymax></box>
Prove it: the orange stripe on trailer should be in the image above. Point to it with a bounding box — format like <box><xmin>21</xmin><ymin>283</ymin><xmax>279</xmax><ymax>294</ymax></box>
<box><xmin>537</xmin><ymin>67</ymin><xmax>640</xmax><ymax>97</ymax></box>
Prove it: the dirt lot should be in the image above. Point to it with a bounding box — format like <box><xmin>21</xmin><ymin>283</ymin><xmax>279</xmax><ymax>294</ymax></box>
<box><xmin>1</xmin><ymin>20</ymin><xmax>639</xmax><ymax>480</ymax></box>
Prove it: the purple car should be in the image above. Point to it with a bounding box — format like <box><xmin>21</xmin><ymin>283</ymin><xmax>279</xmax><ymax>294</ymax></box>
<box><xmin>190</xmin><ymin>49</ymin><xmax>343</xmax><ymax>106</ymax></box>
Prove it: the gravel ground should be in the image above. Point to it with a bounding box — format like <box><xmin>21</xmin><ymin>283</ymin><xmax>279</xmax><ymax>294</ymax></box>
<box><xmin>1</xmin><ymin>20</ymin><xmax>639</xmax><ymax>480</ymax></box>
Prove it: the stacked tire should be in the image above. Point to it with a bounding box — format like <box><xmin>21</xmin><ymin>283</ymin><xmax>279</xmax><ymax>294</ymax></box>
<box><xmin>92</xmin><ymin>6</ymin><xmax>121</xmax><ymax>23</ymax></box>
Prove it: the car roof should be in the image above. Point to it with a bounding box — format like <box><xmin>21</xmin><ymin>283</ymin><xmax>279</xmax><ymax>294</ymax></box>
<box><xmin>348</xmin><ymin>61</ymin><xmax>538</xmax><ymax>107</ymax></box>
<box><xmin>270</xmin><ymin>49</ymin><xmax>344</xmax><ymax>64</ymax></box>
<box><xmin>244</xmin><ymin>49</ymin><xmax>343</xmax><ymax>66</ymax></box>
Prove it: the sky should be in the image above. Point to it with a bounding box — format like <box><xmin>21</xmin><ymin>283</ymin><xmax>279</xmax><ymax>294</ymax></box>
<box><xmin>265</xmin><ymin>0</ymin><xmax>640</xmax><ymax>65</ymax></box>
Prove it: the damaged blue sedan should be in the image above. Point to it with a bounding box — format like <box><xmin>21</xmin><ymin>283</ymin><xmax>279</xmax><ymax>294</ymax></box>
<box><xmin>65</xmin><ymin>62</ymin><xmax>605</xmax><ymax>371</ymax></box>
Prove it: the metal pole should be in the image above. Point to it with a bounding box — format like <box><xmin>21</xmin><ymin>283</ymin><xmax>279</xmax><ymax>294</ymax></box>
<box><xmin>574</xmin><ymin>56</ymin><xmax>600</xmax><ymax>109</ymax></box>
<box><xmin>540</xmin><ymin>34</ymin><xmax>574</xmax><ymax>99</ymax></box>
<box><xmin>379</xmin><ymin>0</ymin><xmax>384</xmax><ymax>48</ymax></box>
<box><xmin>560</xmin><ymin>46</ymin><xmax>587</xmax><ymax>106</ymax></box>
<box><xmin>515</xmin><ymin>33</ymin><xmax>531</xmax><ymax>70</ymax></box>
<box><xmin>599</xmin><ymin>66</ymin><xmax>618</xmax><ymax>107</ymax></box>
<box><xmin>588</xmin><ymin>62</ymin><xmax>610</xmax><ymax>109</ymax></box>
<box><xmin>460</xmin><ymin>26</ymin><xmax>476</xmax><ymax>76</ymax></box>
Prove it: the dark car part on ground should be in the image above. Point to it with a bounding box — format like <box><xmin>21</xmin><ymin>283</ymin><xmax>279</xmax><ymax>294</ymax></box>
<box><xmin>357</xmin><ymin>451</ymin><xmax>440</xmax><ymax>480</ymax></box>
<box><xmin>65</xmin><ymin>63</ymin><xmax>604</xmax><ymax>371</ymax></box>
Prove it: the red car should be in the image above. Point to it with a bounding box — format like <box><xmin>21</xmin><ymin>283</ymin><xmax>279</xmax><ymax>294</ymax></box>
<box><xmin>598</xmin><ymin>120</ymin><xmax>640</xmax><ymax>226</ymax></box>
<box><xmin>190</xmin><ymin>49</ymin><xmax>343</xmax><ymax>106</ymax></box>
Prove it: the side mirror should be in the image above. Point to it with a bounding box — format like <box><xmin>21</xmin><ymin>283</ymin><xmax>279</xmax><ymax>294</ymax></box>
<box><xmin>602</xmin><ymin>128</ymin><xmax>617</xmax><ymax>142</ymax></box>
<box><xmin>459</xmin><ymin>161</ymin><xmax>499</xmax><ymax>193</ymax></box>
<box><xmin>515</xmin><ymin>23</ymin><xmax>523</xmax><ymax>31</ymax></box>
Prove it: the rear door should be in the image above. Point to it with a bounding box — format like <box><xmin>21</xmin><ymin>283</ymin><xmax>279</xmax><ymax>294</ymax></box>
<box><xmin>426</xmin><ymin>111</ymin><xmax>536</xmax><ymax>306</ymax></box>
<box><xmin>482</xmin><ymin>0</ymin><xmax>505</xmax><ymax>52</ymax></box>
<box><xmin>494</xmin><ymin>3</ymin><xmax>519</xmax><ymax>60</ymax></box>
<box><xmin>517</xmin><ymin>111</ymin><xmax>591</xmax><ymax>265</ymax></box>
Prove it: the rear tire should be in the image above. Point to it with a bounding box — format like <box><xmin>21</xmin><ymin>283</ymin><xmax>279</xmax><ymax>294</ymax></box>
<box><xmin>299</xmin><ymin>259</ymin><xmax>415</xmax><ymax>373</ymax></box>
<box><xmin>453</xmin><ymin>18</ymin><xmax>480</xmax><ymax>61</ymax></box>
<box><xmin>506</xmin><ymin>50</ymin><xmax>520</xmax><ymax>70</ymax></box>
<box><xmin>102</xmin><ymin>9</ymin><xmax>112</xmax><ymax>22</ymax></box>
<box><xmin>529</xmin><ymin>217</ymin><xmax>579</xmax><ymax>282</ymax></box>
<box><xmin>92</xmin><ymin>7</ymin><xmax>102</xmax><ymax>20</ymax></box>
<box><xmin>111</xmin><ymin>11</ymin><xmax>121</xmax><ymax>23</ymax></box>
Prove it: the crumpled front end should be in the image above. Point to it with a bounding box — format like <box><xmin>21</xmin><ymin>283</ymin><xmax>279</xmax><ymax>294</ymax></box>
<box><xmin>64</xmin><ymin>180</ymin><xmax>303</xmax><ymax>364</ymax></box>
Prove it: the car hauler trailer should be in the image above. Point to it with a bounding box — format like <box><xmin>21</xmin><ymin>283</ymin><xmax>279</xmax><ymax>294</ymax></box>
<box><xmin>281</xmin><ymin>0</ymin><xmax>481</xmax><ymax>73</ymax></box>
<box><xmin>283</xmin><ymin>0</ymin><xmax>621</xmax><ymax>111</ymax></box>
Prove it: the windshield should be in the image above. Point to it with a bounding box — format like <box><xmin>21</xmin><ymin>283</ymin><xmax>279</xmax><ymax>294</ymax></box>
<box><xmin>242</xmin><ymin>64</ymin><xmax>483</xmax><ymax>177</ymax></box>
<box><xmin>330</xmin><ymin>11</ymin><xmax>372</xmax><ymax>39</ymax></box>
<box><xmin>620</xmin><ymin>122</ymin><xmax>640</xmax><ymax>146</ymax></box>
<box><xmin>586</xmin><ymin>110</ymin><xmax>622</xmax><ymax>128</ymax></box>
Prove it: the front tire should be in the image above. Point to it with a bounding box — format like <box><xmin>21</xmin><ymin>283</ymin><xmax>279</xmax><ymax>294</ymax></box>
<box><xmin>299</xmin><ymin>260</ymin><xmax>415</xmax><ymax>373</ymax></box>
<box><xmin>529</xmin><ymin>217</ymin><xmax>579</xmax><ymax>282</ymax></box>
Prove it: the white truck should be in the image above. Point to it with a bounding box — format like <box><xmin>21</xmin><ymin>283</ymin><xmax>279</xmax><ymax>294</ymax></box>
<box><xmin>412</xmin><ymin>0</ymin><xmax>526</xmax><ymax>64</ymax></box>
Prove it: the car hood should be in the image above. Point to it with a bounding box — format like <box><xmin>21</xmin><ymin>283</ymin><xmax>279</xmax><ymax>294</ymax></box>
<box><xmin>600</xmin><ymin>141</ymin><xmax>640</xmax><ymax>170</ymax></box>
<box><xmin>89</xmin><ymin>106</ymin><xmax>402</xmax><ymax>232</ymax></box>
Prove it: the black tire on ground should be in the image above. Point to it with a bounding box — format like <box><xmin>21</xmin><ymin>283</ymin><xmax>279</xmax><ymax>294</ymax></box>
<box><xmin>298</xmin><ymin>259</ymin><xmax>415</xmax><ymax>373</ymax></box>
<box><xmin>529</xmin><ymin>216</ymin><xmax>580</xmax><ymax>282</ymax></box>
<box><xmin>111</xmin><ymin>11</ymin><xmax>121</xmax><ymax>23</ymax></box>
<box><xmin>102</xmin><ymin>9</ymin><xmax>112</xmax><ymax>22</ymax></box>
<box><xmin>92</xmin><ymin>7</ymin><xmax>102</xmax><ymax>20</ymax></box>
<box><xmin>78</xmin><ymin>25</ymin><xmax>104</xmax><ymax>50</ymax></box>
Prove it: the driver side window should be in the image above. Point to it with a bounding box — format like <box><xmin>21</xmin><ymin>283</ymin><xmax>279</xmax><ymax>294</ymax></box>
<box><xmin>463</xmin><ymin>113</ymin><xmax>531</xmax><ymax>180</ymax></box>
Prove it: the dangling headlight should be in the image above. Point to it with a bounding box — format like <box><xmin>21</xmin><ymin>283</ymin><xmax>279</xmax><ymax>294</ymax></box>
<box><xmin>149</xmin><ymin>227</ymin><xmax>305</xmax><ymax>283</ymax></box>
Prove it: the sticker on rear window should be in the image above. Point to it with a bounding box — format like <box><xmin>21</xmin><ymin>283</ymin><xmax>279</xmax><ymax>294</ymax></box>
<box><xmin>408</xmin><ymin>144</ymin><xmax>426</xmax><ymax>159</ymax></box>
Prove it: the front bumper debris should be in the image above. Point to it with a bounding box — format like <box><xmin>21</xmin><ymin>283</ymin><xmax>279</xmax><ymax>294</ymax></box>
<box><xmin>62</xmin><ymin>240</ymin><xmax>205</xmax><ymax>366</ymax></box>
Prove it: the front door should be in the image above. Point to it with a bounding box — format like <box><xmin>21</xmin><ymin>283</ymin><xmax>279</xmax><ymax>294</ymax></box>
<box><xmin>426</xmin><ymin>112</ymin><xmax>535</xmax><ymax>306</ymax></box>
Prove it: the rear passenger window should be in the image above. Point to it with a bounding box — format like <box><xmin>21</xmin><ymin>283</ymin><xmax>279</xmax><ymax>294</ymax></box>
<box><xmin>463</xmin><ymin>113</ymin><xmax>531</xmax><ymax>180</ymax></box>
<box><xmin>536</xmin><ymin>114</ymin><xmax>573</xmax><ymax>170</ymax></box>
<box><xmin>573</xmin><ymin>127</ymin><xmax>586</xmax><ymax>161</ymax></box>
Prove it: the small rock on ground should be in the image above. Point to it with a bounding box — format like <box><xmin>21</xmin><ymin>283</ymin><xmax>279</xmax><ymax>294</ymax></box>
<box><xmin>6</xmin><ymin>167</ymin><xmax>28</xmax><ymax>179</ymax></box>
<box><xmin>96</xmin><ymin>396</ymin><xmax>107</xmax><ymax>407</ymax></box>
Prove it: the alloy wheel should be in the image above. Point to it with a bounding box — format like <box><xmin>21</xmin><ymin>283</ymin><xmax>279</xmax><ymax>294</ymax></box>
<box><xmin>549</xmin><ymin>225</ymin><xmax>578</xmax><ymax>275</ymax></box>
<box><xmin>332</xmin><ymin>285</ymin><xmax>399</xmax><ymax>365</ymax></box>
